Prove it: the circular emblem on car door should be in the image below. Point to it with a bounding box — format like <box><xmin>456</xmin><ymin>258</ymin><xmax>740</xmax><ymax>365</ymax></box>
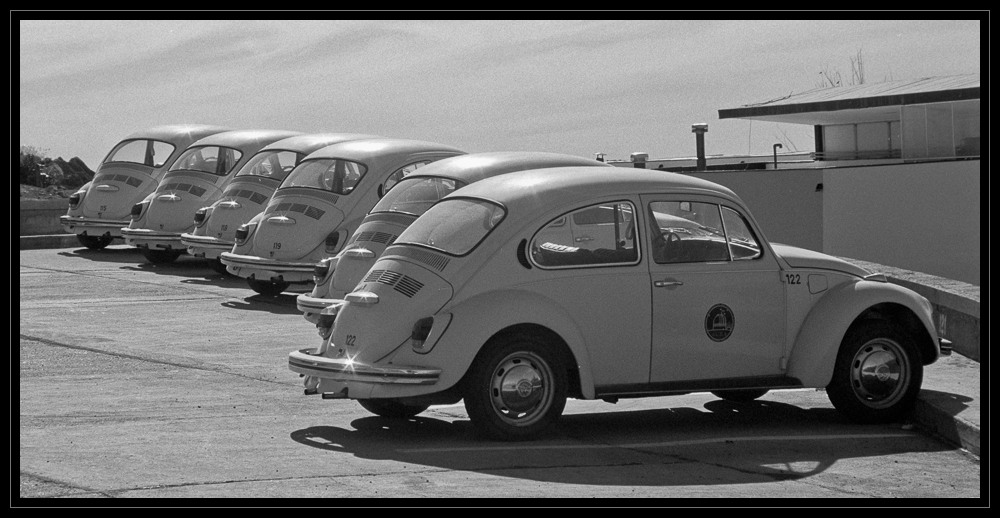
<box><xmin>705</xmin><ymin>304</ymin><xmax>735</xmax><ymax>342</ymax></box>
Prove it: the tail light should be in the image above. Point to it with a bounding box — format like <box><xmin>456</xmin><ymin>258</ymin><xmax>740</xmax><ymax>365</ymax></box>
<box><xmin>409</xmin><ymin>317</ymin><xmax>434</xmax><ymax>350</ymax></box>
<box><xmin>314</xmin><ymin>260</ymin><xmax>331</xmax><ymax>279</ymax></box>
<box><xmin>235</xmin><ymin>225</ymin><xmax>250</xmax><ymax>244</ymax></box>
<box><xmin>193</xmin><ymin>208</ymin><xmax>208</xmax><ymax>227</ymax></box>
<box><xmin>325</xmin><ymin>230</ymin><xmax>342</xmax><ymax>254</ymax></box>
<box><xmin>68</xmin><ymin>193</ymin><xmax>82</xmax><ymax>208</ymax></box>
<box><xmin>130</xmin><ymin>202</ymin><xmax>144</xmax><ymax>217</ymax></box>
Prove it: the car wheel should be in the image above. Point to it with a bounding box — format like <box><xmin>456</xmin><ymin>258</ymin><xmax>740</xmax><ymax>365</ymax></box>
<box><xmin>711</xmin><ymin>389</ymin><xmax>769</xmax><ymax>402</ymax></box>
<box><xmin>464</xmin><ymin>334</ymin><xmax>567</xmax><ymax>441</ymax></box>
<box><xmin>210</xmin><ymin>258</ymin><xmax>229</xmax><ymax>275</ymax></box>
<box><xmin>357</xmin><ymin>399</ymin><xmax>430</xmax><ymax>419</ymax></box>
<box><xmin>827</xmin><ymin>320</ymin><xmax>922</xmax><ymax>423</ymax></box>
<box><xmin>248</xmin><ymin>278</ymin><xmax>289</xmax><ymax>296</ymax></box>
<box><xmin>140</xmin><ymin>248</ymin><xmax>183</xmax><ymax>264</ymax></box>
<box><xmin>77</xmin><ymin>234</ymin><xmax>113</xmax><ymax>250</ymax></box>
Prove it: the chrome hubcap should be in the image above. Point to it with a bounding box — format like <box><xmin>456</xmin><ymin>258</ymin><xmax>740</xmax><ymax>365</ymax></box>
<box><xmin>489</xmin><ymin>352</ymin><xmax>553</xmax><ymax>426</ymax></box>
<box><xmin>850</xmin><ymin>338</ymin><xmax>909</xmax><ymax>408</ymax></box>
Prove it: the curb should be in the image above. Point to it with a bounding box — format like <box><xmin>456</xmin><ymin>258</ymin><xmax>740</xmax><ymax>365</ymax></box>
<box><xmin>913</xmin><ymin>395</ymin><xmax>981</xmax><ymax>457</ymax></box>
<box><xmin>19</xmin><ymin>234</ymin><xmax>80</xmax><ymax>250</ymax></box>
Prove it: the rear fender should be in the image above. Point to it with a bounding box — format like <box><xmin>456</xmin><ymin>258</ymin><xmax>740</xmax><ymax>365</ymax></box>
<box><xmin>391</xmin><ymin>289</ymin><xmax>595</xmax><ymax>398</ymax></box>
<box><xmin>787</xmin><ymin>279</ymin><xmax>937</xmax><ymax>387</ymax></box>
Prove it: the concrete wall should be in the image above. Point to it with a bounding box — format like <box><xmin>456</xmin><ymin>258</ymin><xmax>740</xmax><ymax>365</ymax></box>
<box><xmin>687</xmin><ymin>169</ymin><xmax>825</xmax><ymax>252</ymax></box>
<box><xmin>683</xmin><ymin>159</ymin><xmax>979</xmax><ymax>286</ymax></box>
<box><xmin>20</xmin><ymin>199</ymin><xmax>69</xmax><ymax>236</ymax></box>
<box><xmin>841</xmin><ymin>257</ymin><xmax>980</xmax><ymax>362</ymax></box>
<box><xmin>822</xmin><ymin>160</ymin><xmax>980</xmax><ymax>285</ymax></box>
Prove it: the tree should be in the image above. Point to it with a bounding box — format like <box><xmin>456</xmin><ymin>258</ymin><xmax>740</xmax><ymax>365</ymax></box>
<box><xmin>19</xmin><ymin>145</ymin><xmax>49</xmax><ymax>186</ymax></box>
<box><xmin>817</xmin><ymin>48</ymin><xmax>867</xmax><ymax>88</ymax></box>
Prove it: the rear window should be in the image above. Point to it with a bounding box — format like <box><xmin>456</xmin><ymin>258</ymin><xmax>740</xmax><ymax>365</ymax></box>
<box><xmin>281</xmin><ymin>158</ymin><xmax>368</xmax><ymax>195</ymax></box>
<box><xmin>103</xmin><ymin>139</ymin><xmax>176</xmax><ymax>169</ymax></box>
<box><xmin>168</xmin><ymin>145</ymin><xmax>243</xmax><ymax>176</ymax></box>
<box><xmin>396</xmin><ymin>198</ymin><xmax>505</xmax><ymax>256</ymax></box>
<box><xmin>371</xmin><ymin>176</ymin><xmax>463</xmax><ymax>216</ymax></box>
<box><xmin>235</xmin><ymin>150</ymin><xmax>303</xmax><ymax>181</ymax></box>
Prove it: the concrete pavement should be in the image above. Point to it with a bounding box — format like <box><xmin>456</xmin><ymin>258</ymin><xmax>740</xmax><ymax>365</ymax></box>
<box><xmin>18</xmin><ymin>234</ymin><xmax>981</xmax><ymax>457</ymax></box>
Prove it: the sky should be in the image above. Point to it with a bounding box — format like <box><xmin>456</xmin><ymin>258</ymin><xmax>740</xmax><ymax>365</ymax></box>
<box><xmin>18</xmin><ymin>16</ymin><xmax>983</xmax><ymax>170</ymax></box>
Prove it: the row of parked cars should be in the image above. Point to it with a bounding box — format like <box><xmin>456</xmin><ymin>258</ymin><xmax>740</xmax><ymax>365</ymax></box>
<box><xmin>61</xmin><ymin>124</ymin><xmax>952</xmax><ymax>440</ymax></box>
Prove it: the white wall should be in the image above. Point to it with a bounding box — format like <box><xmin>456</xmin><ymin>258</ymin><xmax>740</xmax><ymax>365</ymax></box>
<box><xmin>618</xmin><ymin>159</ymin><xmax>980</xmax><ymax>285</ymax></box>
<box><xmin>687</xmin><ymin>169</ymin><xmax>825</xmax><ymax>252</ymax></box>
<box><xmin>822</xmin><ymin>159</ymin><xmax>980</xmax><ymax>285</ymax></box>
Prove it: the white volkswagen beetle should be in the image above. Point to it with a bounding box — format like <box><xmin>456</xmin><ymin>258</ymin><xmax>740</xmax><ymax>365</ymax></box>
<box><xmin>289</xmin><ymin>167</ymin><xmax>951</xmax><ymax>440</ymax></box>
<box><xmin>122</xmin><ymin>129</ymin><xmax>301</xmax><ymax>264</ymax></box>
<box><xmin>180</xmin><ymin>133</ymin><xmax>377</xmax><ymax>273</ymax></box>
<box><xmin>60</xmin><ymin>124</ymin><xmax>231</xmax><ymax>250</ymax></box>
<box><xmin>296</xmin><ymin>151</ymin><xmax>613</xmax><ymax>326</ymax></box>
<box><xmin>220</xmin><ymin>138</ymin><xmax>465</xmax><ymax>296</ymax></box>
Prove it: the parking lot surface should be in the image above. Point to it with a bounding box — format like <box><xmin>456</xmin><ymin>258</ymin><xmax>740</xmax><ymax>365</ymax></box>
<box><xmin>19</xmin><ymin>245</ymin><xmax>982</xmax><ymax>501</ymax></box>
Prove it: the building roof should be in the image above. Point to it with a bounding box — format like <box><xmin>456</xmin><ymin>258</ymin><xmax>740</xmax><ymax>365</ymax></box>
<box><xmin>718</xmin><ymin>74</ymin><xmax>980</xmax><ymax>125</ymax></box>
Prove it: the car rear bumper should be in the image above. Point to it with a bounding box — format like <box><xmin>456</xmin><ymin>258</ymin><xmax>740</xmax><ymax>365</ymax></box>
<box><xmin>288</xmin><ymin>348</ymin><xmax>440</xmax><ymax>385</ymax></box>
<box><xmin>121</xmin><ymin>227</ymin><xmax>183</xmax><ymax>248</ymax></box>
<box><xmin>180</xmin><ymin>233</ymin><xmax>234</xmax><ymax>259</ymax></box>
<box><xmin>220</xmin><ymin>251</ymin><xmax>316</xmax><ymax>282</ymax></box>
<box><xmin>60</xmin><ymin>216</ymin><xmax>129</xmax><ymax>236</ymax></box>
<box><xmin>296</xmin><ymin>293</ymin><xmax>342</xmax><ymax>314</ymax></box>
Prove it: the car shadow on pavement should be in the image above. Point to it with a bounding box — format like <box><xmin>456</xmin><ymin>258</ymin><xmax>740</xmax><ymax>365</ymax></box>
<box><xmin>289</xmin><ymin>399</ymin><xmax>951</xmax><ymax>488</ymax></box>
<box><xmin>57</xmin><ymin>246</ymin><xmax>143</xmax><ymax>264</ymax></box>
<box><xmin>916</xmin><ymin>389</ymin><xmax>974</xmax><ymax>417</ymax></box>
<box><xmin>117</xmin><ymin>258</ymin><xmax>223</xmax><ymax>279</ymax></box>
<box><xmin>220</xmin><ymin>295</ymin><xmax>303</xmax><ymax>315</ymax></box>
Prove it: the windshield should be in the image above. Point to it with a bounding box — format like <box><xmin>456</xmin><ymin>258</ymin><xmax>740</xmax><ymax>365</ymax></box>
<box><xmin>281</xmin><ymin>158</ymin><xmax>368</xmax><ymax>195</ymax></box>
<box><xmin>103</xmin><ymin>139</ymin><xmax>176</xmax><ymax>169</ymax></box>
<box><xmin>235</xmin><ymin>150</ymin><xmax>303</xmax><ymax>181</ymax></box>
<box><xmin>168</xmin><ymin>145</ymin><xmax>243</xmax><ymax>176</ymax></box>
<box><xmin>396</xmin><ymin>198</ymin><xmax>505</xmax><ymax>256</ymax></box>
<box><xmin>371</xmin><ymin>176</ymin><xmax>463</xmax><ymax>216</ymax></box>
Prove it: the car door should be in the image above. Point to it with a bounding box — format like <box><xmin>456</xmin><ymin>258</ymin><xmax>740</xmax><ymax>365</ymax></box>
<box><xmin>640</xmin><ymin>194</ymin><xmax>786</xmax><ymax>384</ymax></box>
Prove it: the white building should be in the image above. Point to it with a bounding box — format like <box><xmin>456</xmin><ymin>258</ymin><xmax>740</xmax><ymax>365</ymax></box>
<box><xmin>612</xmin><ymin>74</ymin><xmax>981</xmax><ymax>285</ymax></box>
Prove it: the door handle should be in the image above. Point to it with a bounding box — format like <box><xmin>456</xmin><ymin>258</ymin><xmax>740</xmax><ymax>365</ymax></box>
<box><xmin>654</xmin><ymin>279</ymin><xmax>684</xmax><ymax>288</ymax></box>
<box><xmin>574</xmin><ymin>236</ymin><xmax>594</xmax><ymax>242</ymax></box>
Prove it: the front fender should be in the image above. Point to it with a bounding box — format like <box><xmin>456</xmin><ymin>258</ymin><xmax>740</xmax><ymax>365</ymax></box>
<box><xmin>390</xmin><ymin>288</ymin><xmax>596</xmax><ymax>399</ymax></box>
<box><xmin>787</xmin><ymin>279</ymin><xmax>937</xmax><ymax>387</ymax></box>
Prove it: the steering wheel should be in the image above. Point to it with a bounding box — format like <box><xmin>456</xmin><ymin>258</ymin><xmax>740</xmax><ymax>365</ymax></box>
<box><xmin>653</xmin><ymin>231</ymin><xmax>681</xmax><ymax>262</ymax></box>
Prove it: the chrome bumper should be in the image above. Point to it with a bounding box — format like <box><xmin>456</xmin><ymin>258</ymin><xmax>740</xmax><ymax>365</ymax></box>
<box><xmin>939</xmin><ymin>338</ymin><xmax>953</xmax><ymax>356</ymax></box>
<box><xmin>180</xmin><ymin>233</ymin><xmax>234</xmax><ymax>258</ymax></box>
<box><xmin>220</xmin><ymin>251</ymin><xmax>316</xmax><ymax>273</ymax></box>
<box><xmin>296</xmin><ymin>294</ymin><xmax>343</xmax><ymax>314</ymax></box>
<box><xmin>180</xmin><ymin>232</ymin><xmax>234</xmax><ymax>250</ymax></box>
<box><xmin>60</xmin><ymin>215</ymin><xmax>129</xmax><ymax>235</ymax></box>
<box><xmin>288</xmin><ymin>349</ymin><xmax>440</xmax><ymax>385</ymax></box>
<box><xmin>121</xmin><ymin>227</ymin><xmax>183</xmax><ymax>247</ymax></box>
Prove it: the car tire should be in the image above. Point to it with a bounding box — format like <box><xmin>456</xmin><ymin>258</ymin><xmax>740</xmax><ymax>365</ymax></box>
<box><xmin>358</xmin><ymin>399</ymin><xmax>430</xmax><ymax>419</ymax></box>
<box><xmin>248</xmin><ymin>278</ymin><xmax>289</xmax><ymax>296</ymax></box>
<box><xmin>711</xmin><ymin>389</ymin><xmax>769</xmax><ymax>402</ymax></box>
<box><xmin>77</xmin><ymin>234</ymin><xmax>113</xmax><ymax>250</ymax></box>
<box><xmin>827</xmin><ymin>320</ymin><xmax>922</xmax><ymax>423</ymax></box>
<box><xmin>464</xmin><ymin>334</ymin><xmax>567</xmax><ymax>441</ymax></box>
<box><xmin>140</xmin><ymin>248</ymin><xmax>183</xmax><ymax>264</ymax></box>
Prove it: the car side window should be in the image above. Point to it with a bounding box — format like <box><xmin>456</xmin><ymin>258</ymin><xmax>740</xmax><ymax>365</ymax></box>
<box><xmin>721</xmin><ymin>206</ymin><xmax>762</xmax><ymax>260</ymax></box>
<box><xmin>384</xmin><ymin>160</ymin><xmax>432</xmax><ymax>193</ymax></box>
<box><xmin>648</xmin><ymin>201</ymin><xmax>730</xmax><ymax>264</ymax></box>
<box><xmin>530</xmin><ymin>201</ymin><xmax>639</xmax><ymax>268</ymax></box>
